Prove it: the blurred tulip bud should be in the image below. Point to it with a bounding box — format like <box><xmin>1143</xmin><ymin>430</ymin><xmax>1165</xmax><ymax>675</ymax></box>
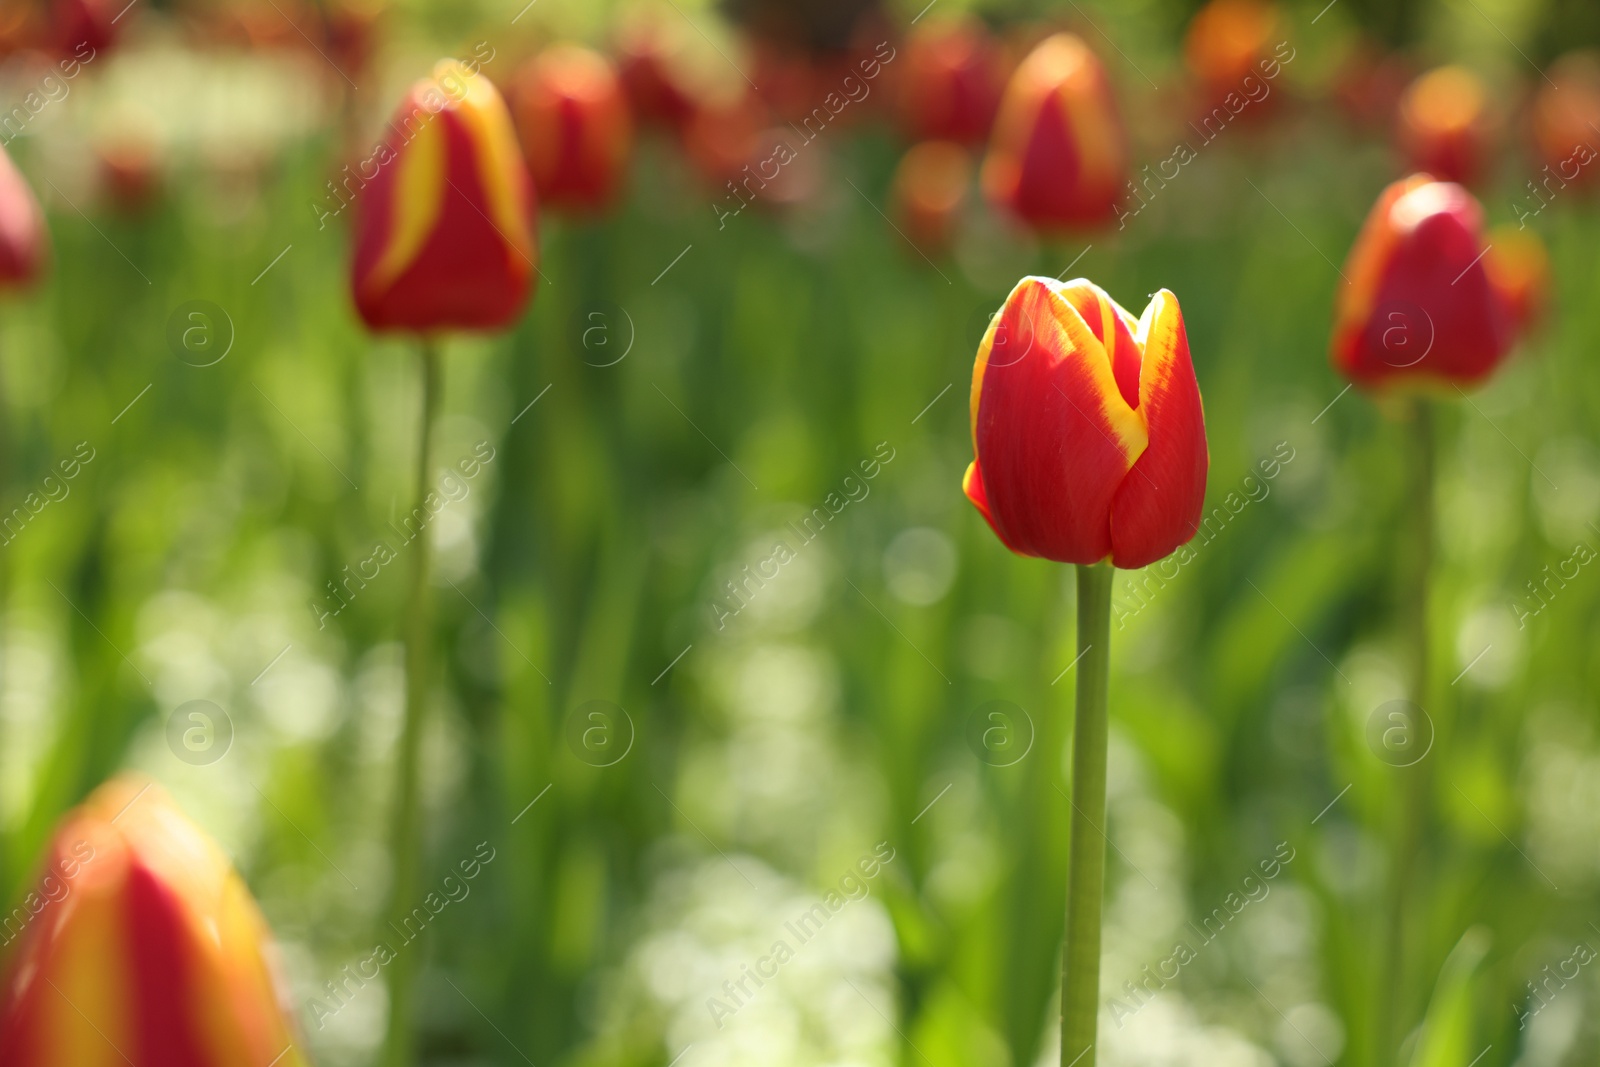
<box><xmin>1531</xmin><ymin>53</ymin><xmax>1600</xmax><ymax>189</ymax></box>
<box><xmin>351</xmin><ymin>59</ymin><xmax>538</xmax><ymax>333</ymax></box>
<box><xmin>1183</xmin><ymin>0</ymin><xmax>1282</xmax><ymax>118</ymax></box>
<box><xmin>891</xmin><ymin>140</ymin><xmax>970</xmax><ymax>254</ymax></box>
<box><xmin>96</xmin><ymin>133</ymin><xmax>162</xmax><ymax>215</ymax></box>
<box><xmin>683</xmin><ymin>89</ymin><xmax>768</xmax><ymax>187</ymax></box>
<box><xmin>323</xmin><ymin>0</ymin><xmax>385</xmax><ymax>81</ymax></box>
<box><xmin>895</xmin><ymin>16</ymin><xmax>1002</xmax><ymax>144</ymax></box>
<box><xmin>616</xmin><ymin>11</ymin><xmax>707</xmax><ymax>131</ymax></box>
<box><xmin>512</xmin><ymin>44</ymin><xmax>633</xmax><ymax>214</ymax></box>
<box><xmin>1397</xmin><ymin>66</ymin><xmax>1492</xmax><ymax>186</ymax></box>
<box><xmin>49</xmin><ymin>0</ymin><xmax>123</xmax><ymax>57</ymax></box>
<box><xmin>0</xmin><ymin>777</ymin><xmax>310</xmax><ymax>1066</ymax></box>
<box><xmin>0</xmin><ymin>144</ymin><xmax>48</xmax><ymax>290</ymax></box>
<box><xmin>1332</xmin><ymin>40</ymin><xmax>1414</xmax><ymax>131</ymax></box>
<box><xmin>1484</xmin><ymin>224</ymin><xmax>1549</xmax><ymax>333</ymax></box>
<box><xmin>1332</xmin><ymin>175</ymin><xmax>1513</xmax><ymax>390</ymax></box>
<box><xmin>982</xmin><ymin>33</ymin><xmax>1126</xmax><ymax>232</ymax></box>
<box><xmin>965</xmin><ymin>276</ymin><xmax>1208</xmax><ymax>568</ymax></box>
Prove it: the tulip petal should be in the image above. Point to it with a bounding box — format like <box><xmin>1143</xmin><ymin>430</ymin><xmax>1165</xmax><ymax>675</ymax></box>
<box><xmin>1110</xmin><ymin>289</ymin><xmax>1208</xmax><ymax>569</ymax></box>
<box><xmin>970</xmin><ymin>276</ymin><xmax>1148</xmax><ymax>562</ymax></box>
<box><xmin>1056</xmin><ymin>277</ymin><xmax>1143</xmax><ymax>410</ymax></box>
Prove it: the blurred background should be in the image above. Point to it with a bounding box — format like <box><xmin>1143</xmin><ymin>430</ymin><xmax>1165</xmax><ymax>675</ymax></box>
<box><xmin>1</xmin><ymin>0</ymin><xmax>1599</xmax><ymax>1065</ymax></box>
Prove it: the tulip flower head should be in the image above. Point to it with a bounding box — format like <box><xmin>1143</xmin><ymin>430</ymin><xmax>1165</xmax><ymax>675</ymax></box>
<box><xmin>1332</xmin><ymin>174</ymin><xmax>1514</xmax><ymax>390</ymax></box>
<box><xmin>1531</xmin><ymin>53</ymin><xmax>1600</xmax><ymax>188</ymax></box>
<box><xmin>351</xmin><ymin>59</ymin><xmax>538</xmax><ymax>333</ymax></box>
<box><xmin>1183</xmin><ymin>0</ymin><xmax>1282</xmax><ymax>116</ymax></box>
<box><xmin>1483</xmin><ymin>224</ymin><xmax>1549</xmax><ymax>334</ymax></box>
<box><xmin>1396</xmin><ymin>66</ymin><xmax>1491</xmax><ymax>186</ymax></box>
<box><xmin>0</xmin><ymin>777</ymin><xmax>309</xmax><ymax>1066</ymax></box>
<box><xmin>0</xmin><ymin>144</ymin><xmax>47</xmax><ymax>290</ymax></box>
<box><xmin>512</xmin><ymin>44</ymin><xmax>633</xmax><ymax>214</ymax></box>
<box><xmin>982</xmin><ymin>33</ymin><xmax>1126</xmax><ymax>232</ymax></box>
<box><xmin>896</xmin><ymin>16</ymin><xmax>1003</xmax><ymax>145</ymax></box>
<box><xmin>964</xmin><ymin>277</ymin><xmax>1208</xmax><ymax>568</ymax></box>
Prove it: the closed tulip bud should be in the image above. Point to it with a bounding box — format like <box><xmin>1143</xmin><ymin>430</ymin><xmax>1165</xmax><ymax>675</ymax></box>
<box><xmin>891</xmin><ymin>140</ymin><xmax>971</xmax><ymax>254</ymax></box>
<box><xmin>965</xmin><ymin>276</ymin><xmax>1208</xmax><ymax>568</ymax></box>
<box><xmin>982</xmin><ymin>33</ymin><xmax>1127</xmax><ymax>232</ymax></box>
<box><xmin>49</xmin><ymin>0</ymin><xmax>124</xmax><ymax>57</ymax></box>
<box><xmin>895</xmin><ymin>16</ymin><xmax>1003</xmax><ymax>144</ymax></box>
<box><xmin>511</xmin><ymin>45</ymin><xmax>633</xmax><ymax>214</ymax></box>
<box><xmin>1397</xmin><ymin>66</ymin><xmax>1492</xmax><ymax>186</ymax></box>
<box><xmin>1531</xmin><ymin>53</ymin><xmax>1600</xmax><ymax>188</ymax></box>
<box><xmin>1483</xmin><ymin>224</ymin><xmax>1549</xmax><ymax>334</ymax></box>
<box><xmin>1183</xmin><ymin>0</ymin><xmax>1282</xmax><ymax>119</ymax></box>
<box><xmin>351</xmin><ymin>59</ymin><xmax>538</xmax><ymax>333</ymax></box>
<box><xmin>0</xmin><ymin>777</ymin><xmax>309</xmax><ymax>1066</ymax></box>
<box><xmin>0</xmin><ymin>144</ymin><xmax>47</xmax><ymax>290</ymax></box>
<box><xmin>1332</xmin><ymin>174</ymin><xmax>1513</xmax><ymax>390</ymax></box>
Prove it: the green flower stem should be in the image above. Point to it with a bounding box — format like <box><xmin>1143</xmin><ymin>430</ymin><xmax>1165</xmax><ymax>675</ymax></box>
<box><xmin>382</xmin><ymin>337</ymin><xmax>442</xmax><ymax>1067</ymax></box>
<box><xmin>1377</xmin><ymin>398</ymin><xmax>1435</xmax><ymax>1063</ymax></box>
<box><xmin>1064</xmin><ymin>561</ymin><xmax>1114</xmax><ymax>1067</ymax></box>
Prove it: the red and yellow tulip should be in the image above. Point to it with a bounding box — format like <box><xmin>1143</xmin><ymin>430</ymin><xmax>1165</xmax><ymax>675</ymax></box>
<box><xmin>981</xmin><ymin>33</ymin><xmax>1126</xmax><ymax>232</ymax></box>
<box><xmin>1183</xmin><ymin>0</ymin><xmax>1282</xmax><ymax>118</ymax></box>
<box><xmin>351</xmin><ymin>58</ymin><xmax>538</xmax><ymax>333</ymax></box>
<box><xmin>1332</xmin><ymin>174</ymin><xmax>1514</xmax><ymax>390</ymax></box>
<box><xmin>1484</xmin><ymin>224</ymin><xmax>1550</xmax><ymax>334</ymax></box>
<box><xmin>511</xmin><ymin>44</ymin><xmax>633</xmax><ymax>214</ymax></box>
<box><xmin>964</xmin><ymin>276</ymin><xmax>1208</xmax><ymax>568</ymax></box>
<box><xmin>1396</xmin><ymin>66</ymin><xmax>1491</xmax><ymax>186</ymax></box>
<box><xmin>0</xmin><ymin>144</ymin><xmax>47</xmax><ymax>290</ymax></box>
<box><xmin>0</xmin><ymin>777</ymin><xmax>309</xmax><ymax>1067</ymax></box>
<box><xmin>895</xmin><ymin>16</ymin><xmax>1003</xmax><ymax>145</ymax></box>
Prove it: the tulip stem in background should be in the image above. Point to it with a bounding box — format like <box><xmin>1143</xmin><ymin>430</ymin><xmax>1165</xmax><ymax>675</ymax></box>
<box><xmin>382</xmin><ymin>338</ymin><xmax>442</xmax><ymax>1067</ymax></box>
<box><xmin>1376</xmin><ymin>398</ymin><xmax>1435</xmax><ymax>1064</ymax></box>
<box><xmin>1063</xmin><ymin>561</ymin><xmax>1113</xmax><ymax>1067</ymax></box>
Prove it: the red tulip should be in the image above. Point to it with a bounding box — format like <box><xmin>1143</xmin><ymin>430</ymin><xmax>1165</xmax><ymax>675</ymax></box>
<box><xmin>1332</xmin><ymin>174</ymin><xmax>1513</xmax><ymax>390</ymax></box>
<box><xmin>0</xmin><ymin>144</ymin><xmax>47</xmax><ymax>290</ymax></box>
<box><xmin>1396</xmin><ymin>66</ymin><xmax>1492</xmax><ymax>186</ymax></box>
<box><xmin>0</xmin><ymin>777</ymin><xmax>309</xmax><ymax>1066</ymax></box>
<box><xmin>351</xmin><ymin>58</ymin><xmax>538</xmax><ymax>333</ymax></box>
<box><xmin>48</xmin><ymin>0</ymin><xmax>124</xmax><ymax>57</ymax></box>
<box><xmin>511</xmin><ymin>44</ymin><xmax>633</xmax><ymax>214</ymax></box>
<box><xmin>615</xmin><ymin>12</ymin><xmax>701</xmax><ymax>131</ymax></box>
<box><xmin>981</xmin><ymin>33</ymin><xmax>1126</xmax><ymax>232</ymax></box>
<box><xmin>964</xmin><ymin>276</ymin><xmax>1208</xmax><ymax>568</ymax></box>
<box><xmin>895</xmin><ymin>16</ymin><xmax>1003</xmax><ymax>144</ymax></box>
<box><xmin>891</xmin><ymin>140</ymin><xmax>971</xmax><ymax>254</ymax></box>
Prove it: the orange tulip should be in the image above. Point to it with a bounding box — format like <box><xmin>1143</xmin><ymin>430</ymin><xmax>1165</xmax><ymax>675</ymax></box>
<box><xmin>964</xmin><ymin>276</ymin><xmax>1208</xmax><ymax>568</ymax></box>
<box><xmin>1530</xmin><ymin>53</ymin><xmax>1600</xmax><ymax>190</ymax></box>
<box><xmin>1396</xmin><ymin>66</ymin><xmax>1492</xmax><ymax>186</ymax></box>
<box><xmin>0</xmin><ymin>777</ymin><xmax>309</xmax><ymax>1067</ymax></box>
<box><xmin>511</xmin><ymin>44</ymin><xmax>633</xmax><ymax>214</ymax></box>
<box><xmin>891</xmin><ymin>140</ymin><xmax>971</xmax><ymax>253</ymax></box>
<box><xmin>1332</xmin><ymin>174</ymin><xmax>1514</xmax><ymax>390</ymax></box>
<box><xmin>1183</xmin><ymin>0</ymin><xmax>1282</xmax><ymax>118</ymax></box>
<box><xmin>895</xmin><ymin>16</ymin><xmax>1003</xmax><ymax>144</ymax></box>
<box><xmin>982</xmin><ymin>33</ymin><xmax>1126</xmax><ymax>232</ymax></box>
<box><xmin>0</xmin><ymin>144</ymin><xmax>47</xmax><ymax>290</ymax></box>
<box><xmin>351</xmin><ymin>58</ymin><xmax>538</xmax><ymax>333</ymax></box>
